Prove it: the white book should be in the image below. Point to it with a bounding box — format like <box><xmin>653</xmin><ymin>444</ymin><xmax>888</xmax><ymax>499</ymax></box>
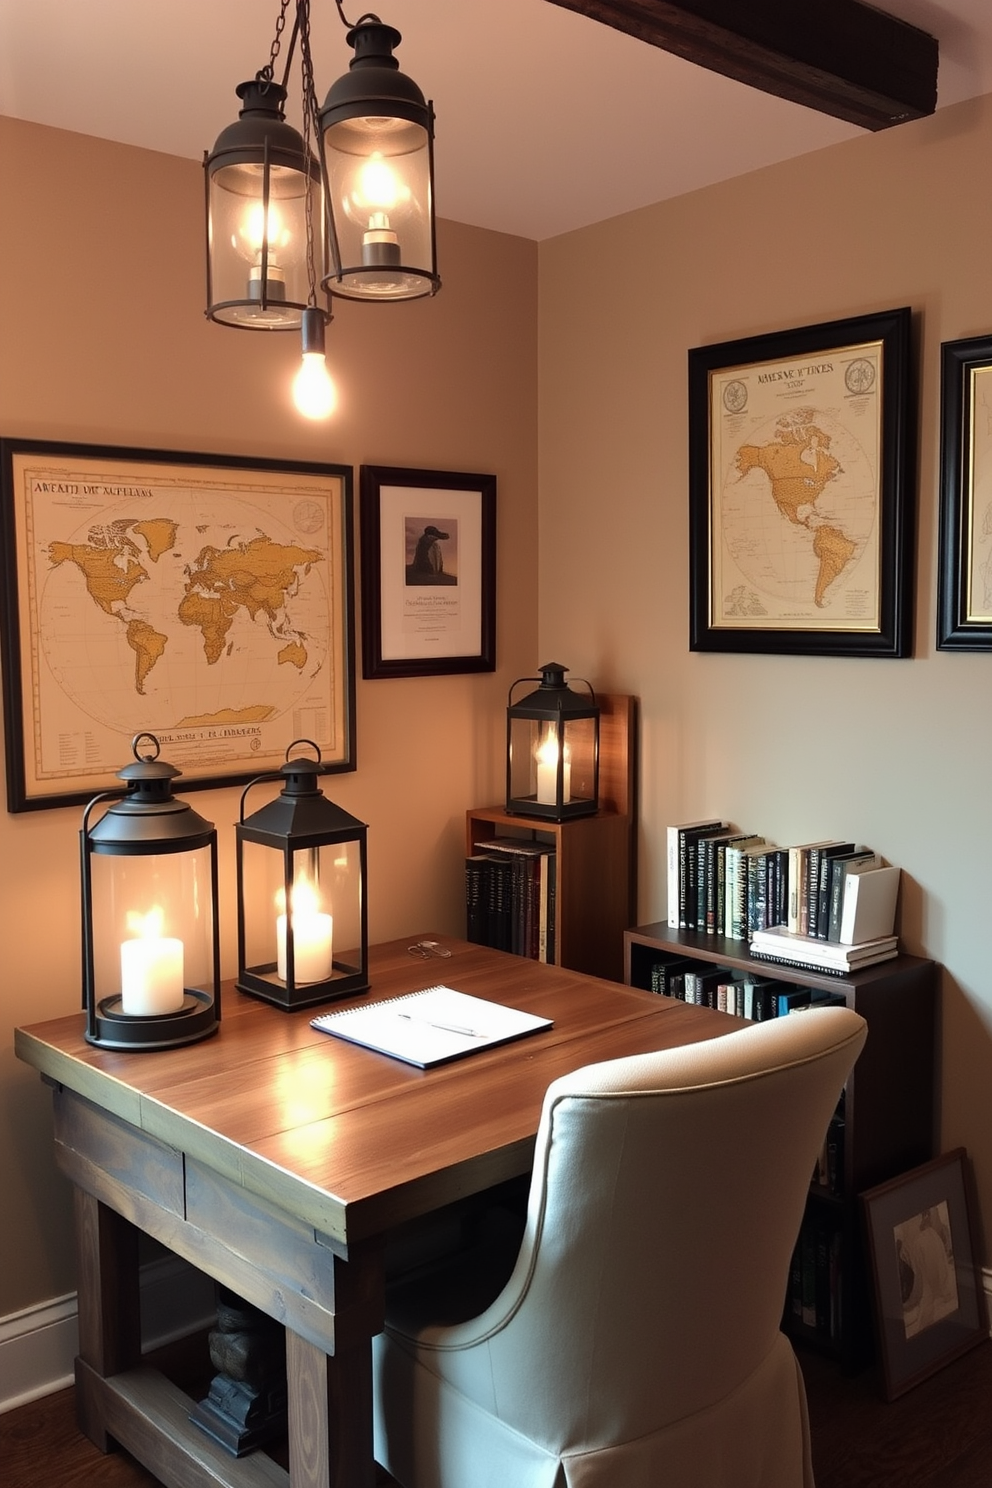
<box><xmin>750</xmin><ymin>925</ymin><xmax>898</xmax><ymax>972</ymax></box>
<box><xmin>839</xmin><ymin>864</ymin><xmax>901</xmax><ymax>945</ymax></box>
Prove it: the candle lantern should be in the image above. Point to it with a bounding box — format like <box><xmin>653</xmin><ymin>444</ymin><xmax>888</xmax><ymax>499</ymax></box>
<box><xmin>506</xmin><ymin>662</ymin><xmax>600</xmax><ymax>822</ymax></box>
<box><xmin>80</xmin><ymin>734</ymin><xmax>220</xmax><ymax>1050</ymax></box>
<box><xmin>236</xmin><ymin>741</ymin><xmax>368</xmax><ymax>1011</ymax></box>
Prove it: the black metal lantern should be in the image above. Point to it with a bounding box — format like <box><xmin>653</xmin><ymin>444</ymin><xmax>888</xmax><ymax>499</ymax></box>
<box><xmin>80</xmin><ymin>734</ymin><xmax>221</xmax><ymax>1050</ymax></box>
<box><xmin>204</xmin><ymin>75</ymin><xmax>328</xmax><ymax>330</ymax></box>
<box><xmin>236</xmin><ymin>740</ymin><xmax>368</xmax><ymax>1011</ymax></box>
<box><xmin>506</xmin><ymin>663</ymin><xmax>600</xmax><ymax>822</ymax></box>
<box><xmin>319</xmin><ymin>17</ymin><xmax>440</xmax><ymax>302</ymax></box>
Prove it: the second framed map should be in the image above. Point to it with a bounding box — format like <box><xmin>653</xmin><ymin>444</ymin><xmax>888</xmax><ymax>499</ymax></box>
<box><xmin>0</xmin><ymin>439</ymin><xmax>355</xmax><ymax>811</ymax></box>
<box><xmin>688</xmin><ymin>307</ymin><xmax>915</xmax><ymax>657</ymax></box>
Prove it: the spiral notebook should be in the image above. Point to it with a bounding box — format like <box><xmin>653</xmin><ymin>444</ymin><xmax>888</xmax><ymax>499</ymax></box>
<box><xmin>310</xmin><ymin>984</ymin><xmax>553</xmax><ymax>1068</ymax></box>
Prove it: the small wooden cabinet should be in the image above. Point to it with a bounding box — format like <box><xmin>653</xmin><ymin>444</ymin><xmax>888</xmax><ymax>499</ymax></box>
<box><xmin>465</xmin><ymin>693</ymin><xmax>636</xmax><ymax>984</ymax></box>
<box><xmin>625</xmin><ymin>921</ymin><xmax>937</xmax><ymax>1368</ymax></box>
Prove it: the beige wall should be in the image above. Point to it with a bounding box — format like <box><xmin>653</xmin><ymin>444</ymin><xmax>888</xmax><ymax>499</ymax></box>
<box><xmin>0</xmin><ymin>116</ymin><xmax>538</xmax><ymax>1315</ymax></box>
<box><xmin>7</xmin><ymin>87</ymin><xmax>992</xmax><ymax>1321</ymax></box>
<box><xmin>539</xmin><ymin>94</ymin><xmax>992</xmax><ymax>1248</ymax></box>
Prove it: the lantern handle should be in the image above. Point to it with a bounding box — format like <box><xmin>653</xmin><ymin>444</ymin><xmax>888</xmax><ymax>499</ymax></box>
<box><xmin>285</xmin><ymin>738</ymin><xmax>323</xmax><ymax>765</ymax></box>
<box><xmin>131</xmin><ymin>731</ymin><xmax>162</xmax><ymax>762</ymax></box>
<box><xmin>507</xmin><ymin>666</ymin><xmax>597</xmax><ymax>707</ymax></box>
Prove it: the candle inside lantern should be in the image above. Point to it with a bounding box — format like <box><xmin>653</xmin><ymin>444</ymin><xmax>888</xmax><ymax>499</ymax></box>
<box><xmin>535</xmin><ymin>729</ymin><xmax>571</xmax><ymax>805</ymax></box>
<box><xmin>276</xmin><ymin>876</ymin><xmax>333</xmax><ymax>984</ymax></box>
<box><xmin>120</xmin><ymin>907</ymin><xmax>185</xmax><ymax>1016</ymax></box>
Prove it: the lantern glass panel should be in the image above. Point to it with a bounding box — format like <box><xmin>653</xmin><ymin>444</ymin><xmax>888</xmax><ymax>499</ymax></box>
<box><xmin>89</xmin><ymin>845</ymin><xmax>217</xmax><ymax>1007</ymax></box>
<box><xmin>241</xmin><ymin>838</ymin><xmax>364</xmax><ymax>989</ymax></box>
<box><xmin>508</xmin><ymin>717</ymin><xmax>597</xmax><ymax>808</ymax></box>
<box><xmin>208</xmin><ymin>161</ymin><xmax>314</xmax><ymax>327</ymax></box>
<box><xmin>323</xmin><ymin>118</ymin><xmax>434</xmax><ymax>299</ymax></box>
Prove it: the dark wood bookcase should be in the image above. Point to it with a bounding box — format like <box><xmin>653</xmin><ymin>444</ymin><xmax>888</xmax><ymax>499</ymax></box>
<box><xmin>465</xmin><ymin>693</ymin><xmax>636</xmax><ymax>984</ymax></box>
<box><xmin>624</xmin><ymin>920</ymin><xmax>937</xmax><ymax>1369</ymax></box>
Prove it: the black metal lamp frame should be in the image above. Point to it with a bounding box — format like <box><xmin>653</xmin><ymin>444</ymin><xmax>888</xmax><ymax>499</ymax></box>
<box><xmin>505</xmin><ymin>662</ymin><xmax>601</xmax><ymax>823</ymax></box>
<box><xmin>236</xmin><ymin>741</ymin><xmax>369</xmax><ymax>1011</ymax></box>
<box><xmin>80</xmin><ymin>735</ymin><xmax>221</xmax><ymax>1051</ymax></box>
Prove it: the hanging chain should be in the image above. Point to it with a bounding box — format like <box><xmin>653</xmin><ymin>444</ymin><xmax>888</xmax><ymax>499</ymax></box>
<box><xmin>259</xmin><ymin>0</ymin><xmax>293</xmax><ymax>83</ymax></box>
<box><xmin>334</xmin><ymin>2</ymin><xmax>382</xmax><ymax>29</ymax></box>
<box><xmin>298</xmin><ymin>0</ymin><xmax>320</xmax><ymax>307</ymax></box>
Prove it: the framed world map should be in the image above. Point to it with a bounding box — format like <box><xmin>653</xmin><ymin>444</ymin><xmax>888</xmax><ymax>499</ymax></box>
<box><xmin>0</xmin><ymin>439</ymin><xmax>355</xmax><ymax>811</ymax></box>
<box><xmin>688</xmin><ymin>307</ymin><xmax>915</xmax><ymax>657</ymax></box>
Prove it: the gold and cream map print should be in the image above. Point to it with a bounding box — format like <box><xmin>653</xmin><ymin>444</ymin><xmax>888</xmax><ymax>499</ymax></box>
<box><xmin>26</xmin><ymin>467</ymin><xmax>338</xmax><ymax>789</ymax></box>
<box><xmin>711</xmin><ymin>345</ymin><xmax>882</xmax><ymax>631</ymax></box>
<box><xmin>48</xmin><ymin>523</ymin><xmax>322</xmax><ymax>702</ymax></box>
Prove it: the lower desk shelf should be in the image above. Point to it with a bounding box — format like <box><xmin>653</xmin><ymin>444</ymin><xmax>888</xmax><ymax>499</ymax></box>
<box><xmin>625</xmin><ymin>921</ymin><xmax>937</xmax><ymax>1367</ymax></box>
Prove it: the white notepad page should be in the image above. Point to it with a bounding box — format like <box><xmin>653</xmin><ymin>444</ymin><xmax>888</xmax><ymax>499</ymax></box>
<box><xmin>311</xmin><ymin>984</ymin><xmax>552</xmax><ymax>1068</ymax></box>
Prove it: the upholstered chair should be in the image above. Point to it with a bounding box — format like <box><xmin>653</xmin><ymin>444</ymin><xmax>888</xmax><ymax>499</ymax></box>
<box><xmin>373</xmin><ymin>1005</ymin><xmax>867</xmax><ymax>1488</ymax></box>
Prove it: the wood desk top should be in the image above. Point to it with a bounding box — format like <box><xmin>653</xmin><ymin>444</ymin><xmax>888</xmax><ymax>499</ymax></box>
<box><xmin>16</xmin><ymin>934</ymin><xmax>733</xmax><ymax>1249</ymax></box>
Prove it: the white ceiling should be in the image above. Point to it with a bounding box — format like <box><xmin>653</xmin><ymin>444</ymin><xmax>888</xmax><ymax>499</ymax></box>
<box><xmin>1</xmin><ymin>0</ymin><xmax>992</xmax><ymax>241</ymax></box>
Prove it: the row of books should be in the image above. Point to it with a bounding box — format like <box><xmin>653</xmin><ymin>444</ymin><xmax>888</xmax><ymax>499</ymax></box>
<box><xmin>465</xmin><ymin>837</ymin><xmax>556</xmax><ymax>962</ymax></box>
<box><xmin>666</xmin><ymin>818</ymin><xmax>901</xmax><ymax>947</ymax></box>
<box><xmin>787</xmin><ymin>1212</ymin><xmax>844</xmax><ymax>1344</ymax></box>
<box><xmin>646</xmin><ymin>955</ymin><xmax>848</xmax><ymax>1024</ymax></box>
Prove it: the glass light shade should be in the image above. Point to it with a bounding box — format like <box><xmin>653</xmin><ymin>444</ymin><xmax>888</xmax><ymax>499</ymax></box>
<box><xmin>80</xmin><ymin>736</ymin><xmax>220</xmax><ymax>1049</ymax></box>
<box><xmin>237</xmin><ymin>745</ymin><xmax>368</xmax><ymax>1010</ymax></box>
<box><xmin>205</xmin><ymin>79</ymin><xmax>328</xmax><ymax>329</ymax></box>
<box><xmin>506</xmin><ymin>664</ymin><xmax>600</xmax><ymax>822</ymax></box>
<box><xmin>319</xmin><ymin>20</ymin><xmax>439</xmax><ymax>302</ymax></box>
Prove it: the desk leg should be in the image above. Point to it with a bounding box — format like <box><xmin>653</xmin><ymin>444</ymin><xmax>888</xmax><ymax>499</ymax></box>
<box><xmin>72</xmin><ymin>1187</ymin><xmax>142</xmax><ymax>1452</ymax></box>
<box><xmin>286</xmin><ymin>1329</ymin><xmax>374</xmax><ymax>1488</ymax></box>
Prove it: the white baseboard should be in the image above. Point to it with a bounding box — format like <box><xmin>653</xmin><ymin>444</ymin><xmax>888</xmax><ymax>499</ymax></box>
<box><xmin>6</xmin><ymin>1261</ymin><xmax>990</xmax><ymax>1416</ymax></box>
<box><xmin>0</xmin><ymin>1256</ymin><xmax>216</xmax><ymax>1415</ymax></box>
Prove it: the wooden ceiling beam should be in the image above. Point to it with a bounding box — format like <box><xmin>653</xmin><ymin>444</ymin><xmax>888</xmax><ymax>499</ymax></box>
<box><xmin>544</xmin><ymin>0</ymin><xmax>938</xmax><ymax>129</ymax></box>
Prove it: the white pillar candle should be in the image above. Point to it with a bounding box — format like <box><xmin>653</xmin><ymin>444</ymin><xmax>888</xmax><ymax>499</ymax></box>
<box><xmin>120</xmin><ymin>933</ymin><xmax>185</xmax><ymax>1016</ymax></box>
<box><xmin>277</xmin><ymin>910</ymin><xmax>333</xmax><ymax>984</ymax></box>
<box><xmin>535</xmin><ymin>732</ymin><xmax>571</xmax><ymax>805</ymax></box>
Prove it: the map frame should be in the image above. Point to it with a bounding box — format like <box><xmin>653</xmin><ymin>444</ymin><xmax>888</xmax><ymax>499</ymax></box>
<box><xmin>0</xmin><ymin>438</ymin><xmax>356</xmax><ymax>812</ymax></box>
<box><xmin>937</xmin><ymin>334</ymin><xmax>992</xmax><ymax>650</ymax></box>
<box><xmin>688</xmin><ymin>307</ymin><xmax>915</xmax><ymax>658</ymax></box>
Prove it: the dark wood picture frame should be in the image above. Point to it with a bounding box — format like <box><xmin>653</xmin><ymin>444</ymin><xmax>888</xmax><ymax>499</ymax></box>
<box><xmin>688</xmin><ymin>307</ymin><xmax>915</xmax><ymax>657</ymax></box>
<box><xmin>937</xmin><ymin>332</ymin><xmax>992</xmax><ymax>649</ymax></box>
<box><xmin>0</xmin><ymin>437</ymin><xmax>356</xmax><ymax>812</ymax></box>
<box><xmin>360</xmin><ymin>465</ymin><xmax>496</xmax><ymax>679</ymax></box>
<box><xmin>862</xmin><ymin>1148</ymin><xmax>988</xmax><ymax>1400</ymax></box>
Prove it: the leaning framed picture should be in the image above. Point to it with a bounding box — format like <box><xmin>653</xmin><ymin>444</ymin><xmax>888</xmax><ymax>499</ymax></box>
<box><xmin>688</xmin><ymin>306</ymin><xmax>915</xmax><ymax>657</ymax></box>
<box><xmin>862</xmin><ymin>1149</ymin><xmax>988</xmax><ymax>1400</ymax></box>
<box><xmin>937</xmin><ymin>332</ymin><xmax>992</xmax><ymax>649</ymax></box>
<box><xmin>360</xmin><ymin>465</ymin><xmax>496</xmax><ymax>678</ymax></box>
<box><xmin>0</xmin><ymin>438</ymin><xmax>356</xmax><ymax>812</ymax></box>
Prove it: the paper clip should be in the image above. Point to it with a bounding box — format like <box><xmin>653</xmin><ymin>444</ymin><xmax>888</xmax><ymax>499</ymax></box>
<box><xmin>407</xmin><ymin>940</ymin><xmax>452</xmax><ymax>959</ymax></box>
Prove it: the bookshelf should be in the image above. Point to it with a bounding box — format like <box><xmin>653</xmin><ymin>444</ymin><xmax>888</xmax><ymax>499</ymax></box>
<box><xmin>465</xmin><ymin>693</ymin><xmax>636</xmax><ymax>983</ymax></box>
<box><xmin>624</xmin><ymin>921</ymin><xmax>937</xmax><ymax>1369</ymax></box>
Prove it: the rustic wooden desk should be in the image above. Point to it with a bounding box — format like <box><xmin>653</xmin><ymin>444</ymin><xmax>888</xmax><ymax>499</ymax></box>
<box><xmin>16</xmin><ymin>934</ymin><xmax>733</xmax><ymax>1488</ymax></box>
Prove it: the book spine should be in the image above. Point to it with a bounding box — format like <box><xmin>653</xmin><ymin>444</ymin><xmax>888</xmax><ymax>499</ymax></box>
<box><xmin>666</xmin><ymin>826</ymin><xmax>681</xmax><ymax>928</ymax></box>
<box><xmin>805</xmin><ymin>848</ymin><xmax>823</xmax><ymax>937</ymax></box>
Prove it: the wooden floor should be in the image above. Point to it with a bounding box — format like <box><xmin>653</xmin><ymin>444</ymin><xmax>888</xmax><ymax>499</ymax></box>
<box><xmin>3</xmin><ymin>1333</ymin><xmax>992</xmax><ymax>1487</ymax></box>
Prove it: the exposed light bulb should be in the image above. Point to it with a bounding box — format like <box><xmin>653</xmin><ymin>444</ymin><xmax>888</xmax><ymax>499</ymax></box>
<box><xmin>292</xmin><ymin>307</ymin><xmax>336</xmax><ymax>420</ymax></box>
<box><xmin>293</xmin><ymin>354</ymin><xmax>336</xmax><ymax>419</ymax></box>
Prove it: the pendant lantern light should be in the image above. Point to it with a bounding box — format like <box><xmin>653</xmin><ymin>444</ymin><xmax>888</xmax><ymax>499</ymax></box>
<box><xmin>203</xmin><ymin>2</ymin><xmax>439</xmax><ymax>414</ymax></box>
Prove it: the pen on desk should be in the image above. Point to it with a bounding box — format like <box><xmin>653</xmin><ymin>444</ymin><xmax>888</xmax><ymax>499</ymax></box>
<box><xmin>397</xmin><ymin>1012</ymin><xmax>487</xmax><ymax>1037</ymax></box>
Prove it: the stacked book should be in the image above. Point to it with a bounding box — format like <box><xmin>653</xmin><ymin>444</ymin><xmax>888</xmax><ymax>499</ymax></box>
<box><xmin>465</xmin><ymin>837</ymin><xmax>556</xmax><ymax>963</ymax></box>
<box><xmin>666</xmin><ymin>818</ymin><xmax>901</xmax><ymax>951</ymax></box>
<box><xmin>748</xmin><ymin>926</ymin><xmax>898</xmax><ymax>974</ymax></box>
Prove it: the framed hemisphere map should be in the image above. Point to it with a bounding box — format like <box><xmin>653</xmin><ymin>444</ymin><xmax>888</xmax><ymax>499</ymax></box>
<box><xmin>688</xmin><ymin>307</ymin><xmax>915</xmax><ymax>657</ymax></box>
<box><xmin>0</xmin><ymin>439</ymin><xmax>355</xmax><ymax>811</ymax></box>
<box><xmin>937</xmin><ymin>333</ymin><xmax>992</xmax><ymax>650</ymax></box>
